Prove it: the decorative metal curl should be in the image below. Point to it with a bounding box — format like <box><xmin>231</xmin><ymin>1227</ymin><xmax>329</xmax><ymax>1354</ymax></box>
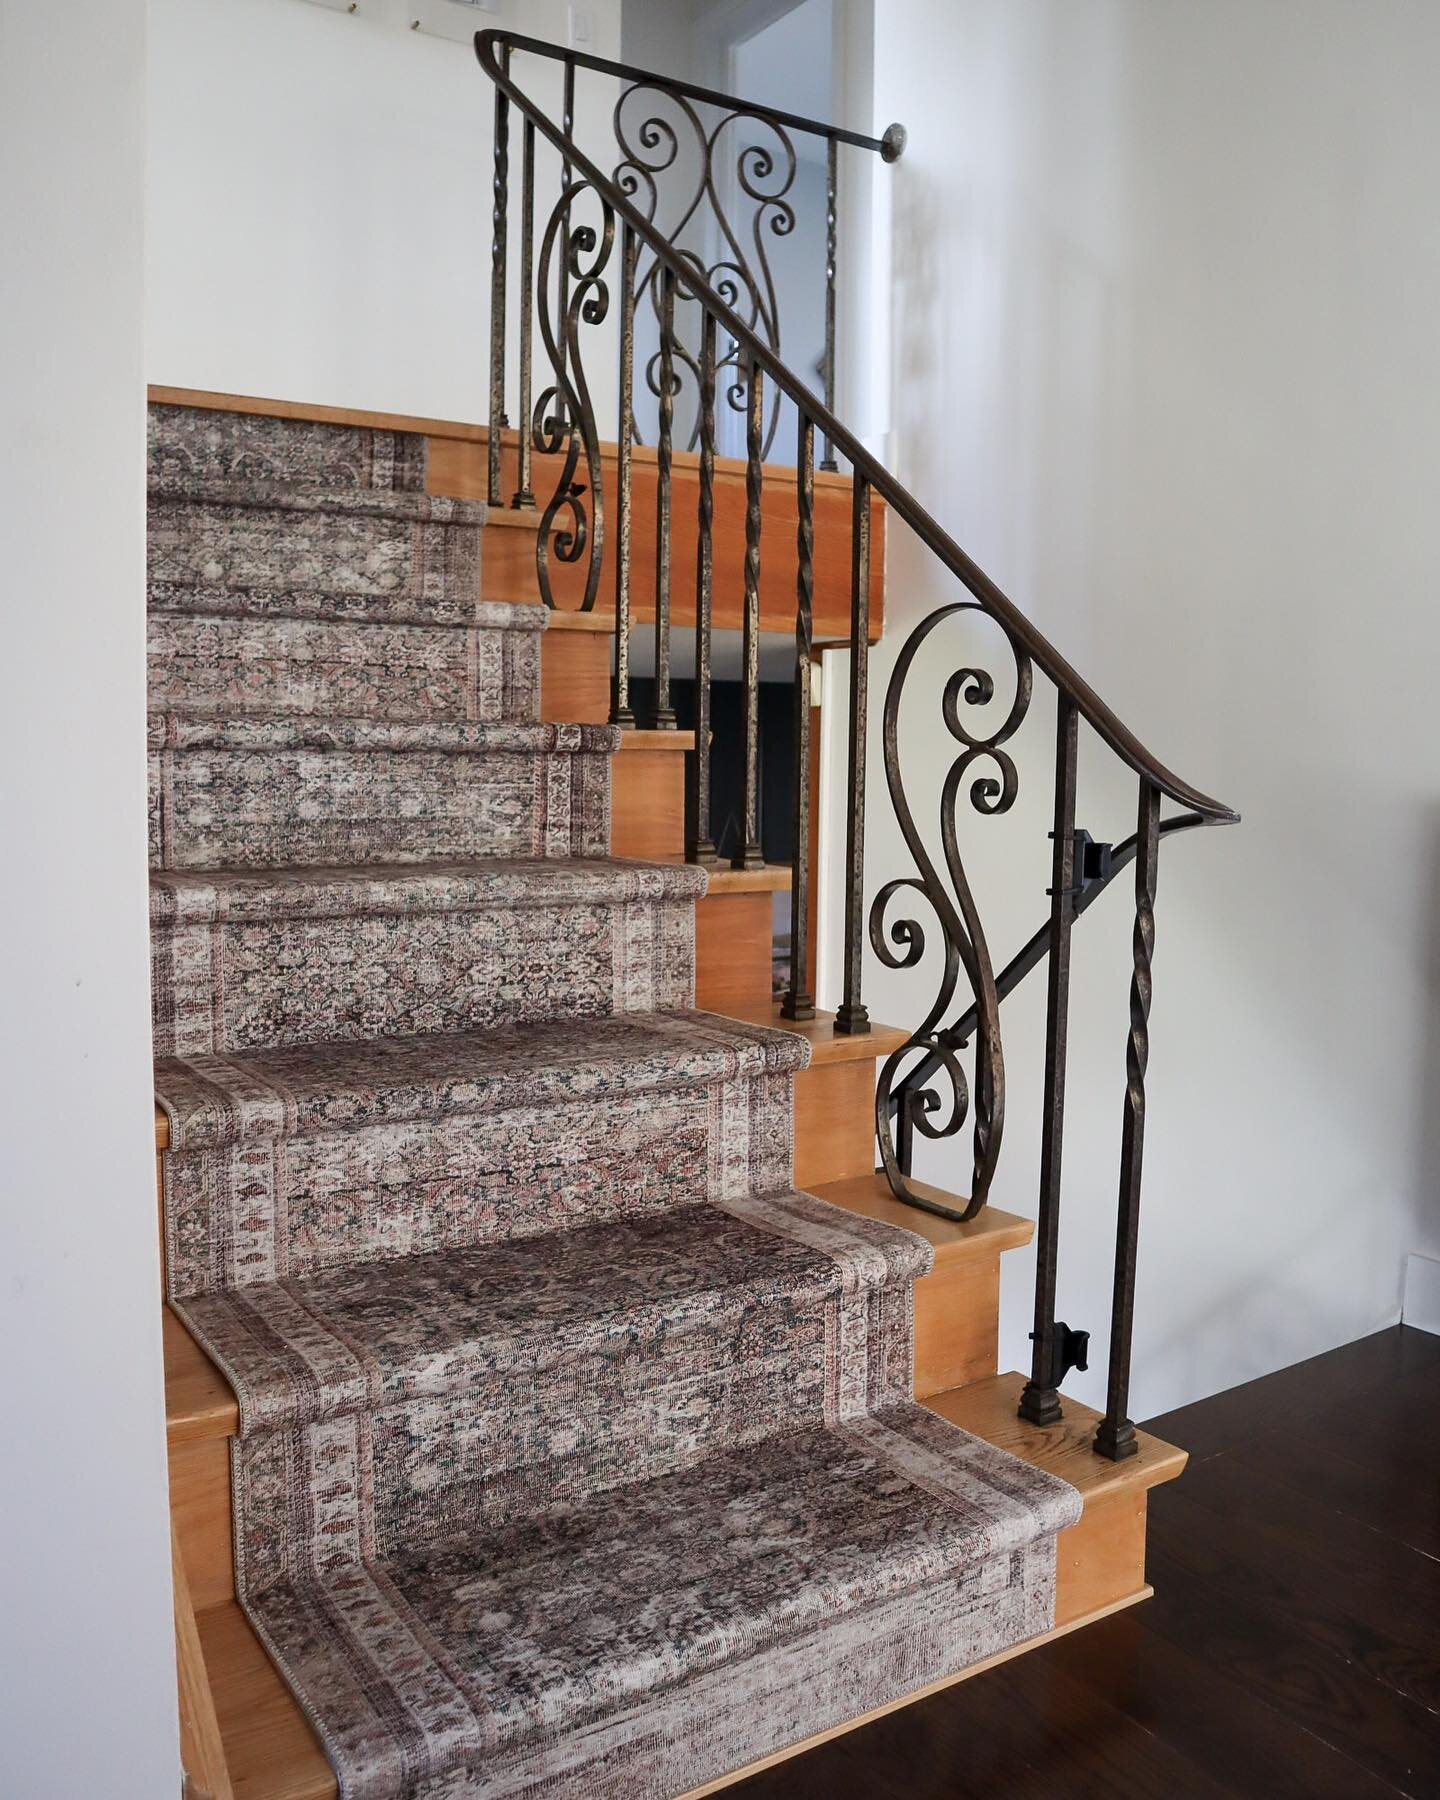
<box><xmin>872</xmin><ymin>605</ymin><xmax>1034</xmax><ymax>1220</ymax></box>
<box><xmin>613</xmin><ymin>83</ymin><xmax>796</xmax><ymax>456</ymax></box>
<box><xmin>532</xmin><ymin>180</ymin><xmax>614</xmax><ymax>612</ymax></box>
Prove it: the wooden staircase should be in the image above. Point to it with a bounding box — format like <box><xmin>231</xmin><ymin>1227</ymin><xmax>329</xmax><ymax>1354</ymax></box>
<box><xmin>154</xmin><ymin>389</ymin><xmax>1186</xmax><ymax>1799</ymax></box>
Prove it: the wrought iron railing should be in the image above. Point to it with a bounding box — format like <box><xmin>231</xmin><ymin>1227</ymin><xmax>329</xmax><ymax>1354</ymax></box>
<box><xmin>476</xmin><ymin>29</ymin><xmax>1238</xmax><ymax>1460</ymax></box>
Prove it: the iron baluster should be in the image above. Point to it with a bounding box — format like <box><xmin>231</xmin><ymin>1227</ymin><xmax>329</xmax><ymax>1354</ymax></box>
<box><xmin>488</xmin><ymin>41</ymin><xmax>511</xmax><ymax>506</ymax></box>
<box><xmin>512</xmin><ymin>115</ymin><xmax>536</xmax><ymax>510</ymax></box>
<box><xmin>689</xmin><ymin>309</ymin><xmax>718</xmax><ymax>861</ymax></box>
<box><xmin>555</xmin><ymin>54</ymin><xmax>575</xmax><ymax>435</ymax></box>
<box><xmin>834</xmin><ymin>476</ymin><xmax>871</xmax><ymax>1033</ymax></box>
<box><xmin>612</xmin><ymin>222</ymin><xmax>636</xmax><ymax>725</ymax></box>
<box><xmin>652</xmin><ymin>265</ymin><xmax>677</xmax><ymax>729</ymax></box>
<box><xmin>1096</xmin><ymin>778</ymin><xmax>1161</xmax><ymax>1462</ymax></box>
<box><xmin>735</xmin><ymin>359</ymin><xmax>765</xmax><ymax>869</ymax></box>
<box><xmin>1019</xmin><ymin>693</ymin><xmax>1084</xmax><ymax>1426</ymax></box>
<box><xmin>820</xmin><ymin>137</ymin><xmax>838</xmax><ymax>472</ymax></box>
<box><xmin>782</xmin><ymin>410</ymin><xmax>817</xmax><ymax>1019</ymax></box>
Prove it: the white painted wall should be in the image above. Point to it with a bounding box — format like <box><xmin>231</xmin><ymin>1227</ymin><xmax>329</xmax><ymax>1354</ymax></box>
<box><xmin>820</xmin><ymin>0</ymin><xmax>1440</xmax><ymax>1419</ymax></box>
<box><xmin>0</xmin><ymin>3</ymin><xmax>180</xmax><ymax>1794</ymax></box>
<box><xmin>148</xmin><ymin>0</ymin><xmax>621</xmax><ymax>420</ymax></box>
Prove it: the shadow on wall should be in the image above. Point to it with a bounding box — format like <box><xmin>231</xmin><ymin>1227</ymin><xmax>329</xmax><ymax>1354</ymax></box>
<box><xmin>1417</xmin><ymin>810</ymin><xmax>1440</xmax><ymax>1261</ymax></box>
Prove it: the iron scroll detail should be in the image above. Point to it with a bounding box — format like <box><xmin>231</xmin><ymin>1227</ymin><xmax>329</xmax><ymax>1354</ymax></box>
<box><xmin>871</xmin><ymin>606</ymin><xmax>1033</xmax><ymax>1221</ymax></box>
<box><xmin>532</xmin><ymin>179</ymin><xmax>615</xmax><ymax>612</ymax></box>
<box><xmin>613</xmin><ymin>81</ymin><xmax>796</xmax><ymax>458</ymax></box>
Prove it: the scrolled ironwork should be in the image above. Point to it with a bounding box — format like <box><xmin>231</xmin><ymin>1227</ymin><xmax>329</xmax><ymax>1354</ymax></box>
<box><xmin>870</xmin><ymin>604</ymin><xmax>1033</xmax><ymax>1219</ymax></box>
<box><xmin>531</xmin><ymin>178</ymin><xmax>614</xmax><ymax>612</ymax></box>
<box><xmin>614</xmin><ymin>81</ymin><xmax>797</xmax><ymax>457</ymax></box>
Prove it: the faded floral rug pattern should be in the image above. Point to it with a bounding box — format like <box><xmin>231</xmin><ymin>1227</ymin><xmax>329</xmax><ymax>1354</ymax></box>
<box><xmin>150</xmin><ymin>405</ymin><xmax>1081</xmax><ymax>1800</ymax></box>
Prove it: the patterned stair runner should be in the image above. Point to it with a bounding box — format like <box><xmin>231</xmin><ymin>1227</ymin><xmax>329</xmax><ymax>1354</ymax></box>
<box><xmin>151</xmin><ymin>404</ymin><xmax>1081</xmax><ymax>1800</ymax></box>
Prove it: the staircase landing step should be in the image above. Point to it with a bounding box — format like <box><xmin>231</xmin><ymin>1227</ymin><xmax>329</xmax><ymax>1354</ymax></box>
<box><xmin>191</xmin><ymin>1374</ymin><xmax>1181</xmax><ymax>1800</ymax></box>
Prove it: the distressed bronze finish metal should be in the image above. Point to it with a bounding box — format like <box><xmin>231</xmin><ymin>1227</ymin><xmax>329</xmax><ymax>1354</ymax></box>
<box><xmin>532</xmin><ymin>177</ymin><xmax>613</xmax><ymax>613</ymax></box>
<box><xmin>1095</xmin><ymin>779</ymin><xmax>1161</xmax><ymax>1462</ymax></box>
<box><xmin>820</xmin><ymin>137</ymin><xmax>839</xmax><ymax>473</ymax></box>
<box><xmin>834</xmin><ymin>477</ymin><xmax>872</xmax><ymax>1036</ymax></box>
<box><xmin>782</xmin><ymin>412</ymin><xmax>817</xmax><ymax>1020</ymax></box>
<box><xmin>688</xmin><ymin>310</ymin><xmax>718</xmax><ymax>863</ymax></box>
<box><xmin>734</xmin><ymin>362</ymin><xmax>765</xmax><ymax>869</ymax></box>
<box><xmin>869</xmin><ymin>603</ymin><xmax>1032</xmax><ymax>1216</ymax></box>
<box><xmin>476</xmin><ymin>29</ymin><xmax>1238</xmax><ymax>1447</ymax></box>
<box><xmin>487</xmin><ymin>44</ymin><xmax>510</xmax><ymax>506</ymax></box>
<box><xmin>511</xmin><ymin>116</ymin><xmax>537</xmax><ymax>511</ymax></box>
<box><xmin>651</xmin><ymin>265</ymin><xmax>677</xmax><ymax>729</ymax></box>
<box><xmin>611</xmin><ymin>223</ymin><xmax>636</xmax><ymax>726</ymax></box>
<box><xmin>1019</xmin><ymin>693</ymin><xmax>1080</xmax><ymax>1426</ymax></box>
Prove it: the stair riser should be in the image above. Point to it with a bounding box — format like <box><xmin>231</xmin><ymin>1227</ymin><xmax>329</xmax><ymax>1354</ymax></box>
<box><xmin>163</xmin><ymin>1073</ymin><xmax>796</xmax><ymax>1295</ymax></box>
<box><xmin>148</xmin><ymin>495</ymin><xmax>481</xmax><ymax>623</ymax></box>
<box><xmin>148</xmin><ymin>746</ymin><xmax>611</xmax><ymax>870</ymax></box>
<box><xmin>229</xmin><ymin>1284</ymin><xmax>914</xmax><ymax>1593</ymax></box>
<box><xmin>151</xmin><ymin>899</ymin><xmax>697</xmax><ymax>1055</ymax></box>
<box><xmin>150</xmin><ymin>405</ymin><xmax>428</xmax><ymax>492</ymax></box>
<box><xmin>147</xmin><ymin>613</ymin><xmax>541</xmax><ymax>725</ymax></box>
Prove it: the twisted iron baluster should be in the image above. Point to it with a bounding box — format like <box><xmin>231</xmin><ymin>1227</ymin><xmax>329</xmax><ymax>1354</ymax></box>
<box><xmin>488</xmin><ymin>42</ymin><xmax>510</xmax><ymax>506</ymax></box>
<box><xmin>512</xmin><ymin>116</ymin><xmax>536</xmax><ymax>510</ymax></box>
<box><xmin>735</xmin><ymin>360</ymin><xmax>765</xmax><ymax>869</ymax></box>
<box><xmin>1096</xmin><ymin>778</ymin><xmax>1160</xmax><ymax>1462</ymax></box>
<box><xmin>834</xmin><ymin>477</ymin><xmax>871</xmax><ymax>1032</ymax></box>
<box><xmin>652</xmin><ymin>265</ymin><xmax>676</xmax><ymax>729</ymax></box>
<box><xmin>820</xmin><ymin>136</ymin><xmax>838</xmax><ymax>473</ymax></box>
<box><xmin>612</xmin><ymin>222</ymin><xmax>636</xmax><ymax>725</ymax></box>
<box><xmin>782</xmin><ymin>411</ymin><xmax>817</xmax><ymax>1018</ymax></box>
<box><xmin>689</xmin><ymin>309</ymin><xmax>717</xmax><ymax>861</ymax></box>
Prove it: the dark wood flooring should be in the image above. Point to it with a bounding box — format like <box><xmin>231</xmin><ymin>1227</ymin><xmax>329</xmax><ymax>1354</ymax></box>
<box><xmin>733</xmin><ymin>1326</ymin><xmax>1440</xmax><ymax>1799</ymax></box>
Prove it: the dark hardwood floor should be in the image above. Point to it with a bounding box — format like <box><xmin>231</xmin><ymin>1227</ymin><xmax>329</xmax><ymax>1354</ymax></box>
<box><xmin>733</xmin><ymin>1326</ymin><xmax>1440</xmax><ymax>1799</ymax></box>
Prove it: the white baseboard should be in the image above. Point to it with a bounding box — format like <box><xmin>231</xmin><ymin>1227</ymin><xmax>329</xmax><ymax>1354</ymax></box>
<box><xmin>1402</xmin><ymin>1252</ymin><xmax>1440</xmax><ymax>1336</ymax></box>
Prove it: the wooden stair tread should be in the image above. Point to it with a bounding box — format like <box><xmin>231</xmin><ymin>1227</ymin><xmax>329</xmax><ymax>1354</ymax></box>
<box><xmin>809</xmin><ymin>1172</ymin><xmax>1034</xmax><ymax>1265</ymax></box>
<box><xmin>197</xmin><ymin>1600</ymin><xmax>336</xmax><ymax>1800</ymax></box>
<box><xmin>541</xmin><ymin>608</ymin><xmax>613</xmax><ymax>633</ymax></box>
<box><xmin>619</xmin><ymin>729</ymin><xmax>695</xmax><ymax>750</ymax></box>
<box><xmin>162</xmin><ymin>1168</ymin><xmax>1029</xmax><ymax>1448</ymax></box>
<box><xmin>926</xmin><ymin>1371</ymin><xmax>1188</xmax><ymax>1501</ymax></box>
<box><xmin>718</xmin><ymin>1001</ymin><xmax>906</xmax><ymax>1064</ymax></box>
<box><xmin>700</xmin><ymin>864</ymin><xmax>792</xmax><ymax>895</ymax></box>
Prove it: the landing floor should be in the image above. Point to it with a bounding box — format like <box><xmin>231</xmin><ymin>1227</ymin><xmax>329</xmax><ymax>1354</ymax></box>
<box><xmin>734</xmin><ymin>1325</ymin><xmax>1440</xmax><ymax>1799</ymax></box>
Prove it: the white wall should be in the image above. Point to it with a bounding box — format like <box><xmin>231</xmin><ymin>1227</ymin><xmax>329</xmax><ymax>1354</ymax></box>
<box><xmin>148</xmin><ymin>0</ymin><xmax>621</xmax><ymax>421</ymax></box>
<box><xmin>822</xmin><ymin>0</ymin><xmax>1440</xmax><ymax>1419</ymax></box>
<box><xmin>0</xmin><ymin>3</ymin><xmax>180</xmax><ymax>1794</ymax></box>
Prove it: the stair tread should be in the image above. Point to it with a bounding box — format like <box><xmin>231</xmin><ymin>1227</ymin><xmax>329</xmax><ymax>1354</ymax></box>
<box><xmin>195</xmin><ymin>1374</ymin><xmax>1177</xmax><ymax>1800</ymax></box>
<box><xmin>927</xmin><ymin>1372</ymin><xmax>1188</xmax><ymax>1502</ymax></box>
<box><xmin>150</xmin><ymin>854</ymin><xmax>710</xmax><ymax>924</ymax></box>
<box><xmin>148</xmin><ymin>713</ymin><xmax>619</xmax><ymax>755</ymax></box>
<box><xmin>174</xmin><ymin>1192</ymin><xmax>931</xmax><ymax>1435</ymax></box>
<box><xmin>149</xmin><ymin>473</ymin><xmax>488</xmax><ymax>527</ymax></box>
<box><xmin>156</xmin><ymin>1008</ymin><xmax>808</xmax><ymax>1151</ymax></box>
<box><xmin>239</xmin><ymin>1405</ymin><xmax>1080</xmax><ymax>1790</ymax></box>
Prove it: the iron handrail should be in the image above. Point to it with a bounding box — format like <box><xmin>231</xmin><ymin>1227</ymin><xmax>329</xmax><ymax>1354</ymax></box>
<box><xmin>475</xmin><ymin>28</ymin><xmax>1238</xmax><ymax>829</ymax></box>
<box><xmin>484</xmin><ymin>29</ymin><xmax>905</xmax><ymax>160</ymax></box>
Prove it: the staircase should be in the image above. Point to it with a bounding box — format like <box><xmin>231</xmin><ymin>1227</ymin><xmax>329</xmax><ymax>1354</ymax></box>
<box><xmin>151</xmin><ymin>400</ymin><xmax>1196</xmax><ymax>1800</ymax></box>
<box><xmin>154</xmin><ymin>26</ymin><xmax>1235</xmax><ymax>1796</ymax></box>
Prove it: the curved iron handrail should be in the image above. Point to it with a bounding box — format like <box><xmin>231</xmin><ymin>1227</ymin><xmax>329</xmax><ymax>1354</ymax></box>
<box><xmin>488</xmin><ymin>29</ymin><xmax>906</xmax><ymax>160</ymax></box>
<box><xmin>476</xmin><ymin>28</ymin><xmax>1238</xmax><ymax>828</ymax></box>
